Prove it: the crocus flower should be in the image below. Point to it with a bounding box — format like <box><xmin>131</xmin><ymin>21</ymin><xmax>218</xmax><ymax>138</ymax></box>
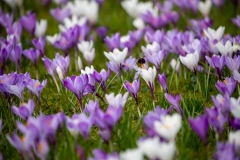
<box><xmin>20</xmin><ymin>12</ymin><xmax>36</xmax><ymax>36</ymax></box>
<box><xmin>158</xmin><ymin>73</ymin><xmax>168</xmax><ymax>92</ymax></box>
<box><xmin>154</xmin><ymin>113</ymin><xmax>182</xmax><ymax>141</ymax></box>
<box><xmin>8</xmin><ymin>43</ymin><xmax>22</xmax><ymax>71</ymax></box>
<box><xmin>203</xmin><ymin>26</ymin><xmax>225</xmax><ymax>42</ymax></box>
<box><xmin>206</xmin><ymin>55</ymin><xmax>225</xmax><ymax>79</ymax></box>
<box><xmin>35</xmin><ymin>138</ymin><xmax>49</xmax><ymax>160</ymax></box>
<box><xmin>229</xmin><ymin>117</ymin><xmax>240</xmax><ymax>130</ymax></box>
<box><xmin>165</xmin><ymin>93</ymin><xmax>183</xmax><ymax>116</ymax></box>
<box><xmin>179</xmin><ymin>48</ymin><xmax>200</xmax><ymax>72</ymax></box>
<box><xmin>133</xmin><ymin>17</ymin><xmax>145</xmax><ymax>30</ymax></box>
<box><xmin>215</xmin><ymin>77</ymin><xmax>236</xmax><ymax>96</ymax></box>
<box><xmin>170</xmin><ymin>59</ymin><xmax>180</xmax><ymax>73</ymax></box>
<box><xmin>26</xmin><ymin>79</ymin><xmax>47</xmax><ymax>100</ymax></box>
<box><xmin>32</xmin><ymin>37</ymin><xmax>46</xmax><ymax>57</ymax></box>
<box><xmin>230</xmin><ymin>97</ymin><xmax>240</xmax><ymax>119</ymax></box>
<box><xmin>228</xmin><ymin>131</ymin><xmax>240</xmax><ymax>155</ymax></box>
<box><xmin>232</xmin><ymin>15</ymin><xmax>240</xmax><ymax>28</ymax></box>
<box><xmin>23</xmin><ymin>48</ymin><xmax>40</xmax><ymax>66</ymax></box>
<box><xmin>35</xmin><ymin>19</ymin><xmax>47</xmax><ymax>38</ymax></box>
<box><xmin>120</xmin><ymin>148</ymin><xmax>143</xmax><ymax>160</ymax></box>
<box><xmin>96</xmin><ymin>26</ymin><xmax>107</xmax><ymax>40</ymax></box>
<box><xmin>214</xmin><ymin>142</ymin><xmax>236</xmax><ymax>160</ymax></box>
<box><xmin>93</xmin><ymin>69</ymin><xmax>110</xmax><ymax>93</ymax></box>
<box><xmin>216</xmin><ymin>40</ymin><xmax>235</xmax><ymax>57</ymax></box>
<box><xmin>140</xmin><ymin>66</ymin><xmax>157</xmax><ymax>100</ymax></box>
<box><xmin>77</xmin><ymin>40</ymin><xmax>95</xmax><ymax>65</ymax></box>
<box><xmin>198</xmin><ymin>0</ymin><xmax>212</xmax><ymax>17</ymax></box>
<box><xmin>63</xmin><ymin>74</ymin><xmax>89</xmax><ymax>109</ymax></box>
<box><xmin>211</xmin><ymin>94</ymin><xmax>230</xmax><ymax>114</ymax></box>
<box><xmin>66</xmin><ymin>113</ymin><xmax>93</xmax><ymax>139</ymax></box>
<box><xmin>89</xmin><ymin>149</ymin><xmax>119</xmax><ymax>160</ymax></box>
<box><xmin>105</xmin><ymin>92</ymin><xmax>129</xmax><ymax>108</ymax></box>
<box><xmin>137</xmin><ymin>137</ymin><xmax>176</xmax><ymax>160</ymax></box>
<box><xmin>104</xmin><ymin>47</ymin><xmax>128</xmax><ymax>68</ymax></box>
<box><xmin>143</xmin><ymin>106</ymin><xmax>167</xmax><ymax>137</ymax></box>
<box><xmin>104</xmin><ymin>33</ymin><xmax>121</xmax><ymax>51</ymax></box>
<box><xmin>189</xmin><ymin>114</ymin><xmax>209</xmax><ymax>142</ymax></box>
<box><xmin>122</xmin><ymin>56</ymin><xmax>136</xmax><ymax>73</ymax></box>
<box><xmin>124</xmin><ymin>79</ymin><xmax>140</xmax><ymax>105</ymax></box>
<box><xmin>11</xmin><ymin>99</ymin><xmax>35</xmax><ymax>120</ymax></box>
<box><xmin>205</xmin><ymin>107</ymin><xmax>228</xmax><ymax>134</ymax></box>
<box><xmin>225</xmin><ymin>55</ymin><xmax>240</xmax><ymax>71</ymax></box>
<box><xmin>50</xmin><ymin>7</ymin><xmax>71</xmax><ymax>22</ymax></box>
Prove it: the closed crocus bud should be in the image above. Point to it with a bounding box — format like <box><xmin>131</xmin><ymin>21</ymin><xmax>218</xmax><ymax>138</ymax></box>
<box><xmin>180</xmin><ymin>50</ymin><xmax>200</xmax><ymax>72</ymax></box>
<box><xmin>133</xmin><ymin>17</ymin><xmax>145</xmax><ymax>30</ymax></box>
<box><xmin>189</xmin><ymin>115</ymin><xmax>209</xmax><ymax>142</ymax></box>
<box><xmin>158</xmin><ymin>73</ymin><xmax>168</xmax><ymax>93</ymax></box>
<box><xmin>77</xmin><ymin>56</ymin><xmax>83</xmax><ymax>71</ymax></box>
<box><xmin>35</xmin><ymin>19</ymin><xmax>47</xmax><ymax>37</ymax></box>
<box><xmin>198</xmin><ymin>0</ymin><xmax>212</xmax><ymax>17</ymax></box>
<box><xmin>170</xmin><ymin>59</ymin><xmax>180</xmax><ymax>73</ymax></box>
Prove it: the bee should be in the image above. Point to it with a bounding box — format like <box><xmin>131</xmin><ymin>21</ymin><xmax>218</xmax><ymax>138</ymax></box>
<box><xmin>136</xmin><ymin>58</ymin><xmax>146</xmax><ymax>69</ymax></box>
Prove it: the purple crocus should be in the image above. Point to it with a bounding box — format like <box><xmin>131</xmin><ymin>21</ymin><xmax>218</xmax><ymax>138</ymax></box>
<box><xmin>142</xmin><ymin>42</ymin><xmax>165</xmax><ymax>72</ymax></box>
<box><xmin>50</xmin><ymin>7</ymin><xmax>70</xmax><ymax>22</ymax></box>
<box><xmin>215</xmin><ymin>77</ymin><xmax>236</xmax><ymax>96</ymax></box>
<box><xmin>8</xmin><ymin>43</ymin><xmax>22</xmax><ymax>72</ymax></box>
<box><xmin>143</xmin><ymin>106</ymin><xmax>167</xmax><ymax>137</ymax></box>
<box><xmin>232</xmin><ymin>15</ymin><xmax>240</xmax><ymax>28</ymax></box>
<box><xmin>214</xmin><ymin>142</ymin><xmax>236</xmax><ymax>160</ymax></box>
<box><xmin>93</xmin><ymin>69</ymin><xmax>110</xmax><ymax>93</ymax></box>
<box><xmin>229</xmin><ymin>117</ymin><xmax>240</xmax><ymax>130</ymax></box>
<box><xmin>11</xmin><ymin>99</ymin><xmax>35</xmax><ymax>120</ymax></box>
<box><xmin>211</xmin><ymin>94</ymin><xmax>230</xmax><ymax>114</ymax></box>
<box><xmin>189</xmin><ymin>114</ymin><xmax>209</xmax><ymax>142</ymax></box>
<box><xmin>23</xmin><ymin>48</ymin><xmax>40</xmax><ymax>66</ymax></box>
<box><xmin>225</xmin><ymin>55</ymin><xmax>240</xmax><ymax>71</ymax></box>
<box><xmin>205</xmin><ymin>107</ymin><xmax>228</xmax><ymax>135</ymax></box>
<box><xmin>89</xmin><ymin>149</ymin><xmax>119</xmax><ymax>160</ymax></box>
<box><xmin>63</xmin><ymin>74</ymin><xmax>89</xmax><ymax>110</ymax></box>
<box><xmin>96</xmin><ymin>26</ymin><xmax>107</xmax><ymax>40</ymax></box>
<box><xmin>104</xmin><ymin>33</ymin><xmax>121</xmax><ymax>51</ymax></box>
<box><xmin>145</xmin><ymin>30</ymin><xmax>165</xmax><ymax>45</ymax></box>
<box><xmin>32</xmin><ymin>37</ymin><xmax>46</xmax><ymax>56</ymax></box>
<box><xmin>20</xmin><ymin>12</ymin><xmax>36</xmax><ymax>36</ymax></box>
<box><xmin>124</xmin><ymin>79</ymin><xmax>140</xmax><ymax>106</ymax></box>
<box><xmin>158</xmin><ymin>73</ymin><xmax>168</xmax><ymax>93</ymax></box>
<box><xmin>66</xmin><ymin>113</ymin><xmax>93</xmax><ymax>139</ymax></box>
<box><xmin>26</xmin><ymin>78</ymin><xmax>47</xmax><ymax>100</ymax></box>
<box><xmin>206</xmin><ymin>55</ymin><xmax>225</xmax><ymax>79</ymax></box>
<box><xmin>165</xmin><ymin>93</ymin><xmax>183</xmax><ymax>116</ymax></box>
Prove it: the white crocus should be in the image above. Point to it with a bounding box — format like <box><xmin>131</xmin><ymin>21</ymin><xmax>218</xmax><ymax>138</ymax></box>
<box><xmin>81</xmin><ymin>65</ymin><xmax>94</xmax><ymax>75</ymax></box>
<box><xmin>59</xmin><ymin>16</ymin><xmax>87</xmax><ymax>31</ymax></box>
<box><xmin>138</xmin><ymin>137</ymin><xmax>176</xmax><ymax>160</ymax></box>
<box><xmin>216</xmin><ymin>40</ymin><xmax>233</xmax><ymax>56</ymax></box>
<box><xmin>4</xmin><ymin>0</ymin><xmax>23</xmax><ymax>8</ymax></box>
<box><xmin>105</xmin><ymin>92</ymin><xmax>129</xmax><ymax>108</ymax></box>
<box><xmin>78</xmin><ymin>41</ymin><xmax>95</xmax><ymax>65</ymax></box>
<box><xmin>203</xmin><ymin>26</ymin><xmax>225</xmax><ymax>41</ymax></box>
<box><xmin>104</xmin><ymin>48</ymin><xmax>128</xmax><ymax>66</ymax></box>
<box><xmin>46</xmin><ymin>34</ymin><xmax>60</xmax><ymax>45</ymax></box>
<box><xmin>77</xmin><ymin>56</ymin><xmax>83</xmax><ymax>71</ymax></box>
<box><xmin>120</xmin><ymin>148</ymin><xmax>143</xmax><ymax>160</ymax></box>
<box><xmin>170</xmin><ymin>59</ymin><xmax>180</xmax><ymax>73</ymax></box>
<box><xmin>121</xmin><ymin>0</ymin><xmax>153</xmax><ymax>18</ymax></box>
<box><xmin>140</xmin><ymin>66</ymin><xmax>157</xmax><ymax>85</ymax></box>
<box><xmin>228</xmin><ymin>131</ymin><xmax>240</xmax><ymax>154</ymax></box>
<box><xmin>35</xmin><ymin>19</ymin><xmax>47</xmax><ymax>37</ymax></box>
<box><xmin>67</xmin><ymin>0</ymin><xmax>99</xmax><ymax>24</ymax></box>
<box><xmin>133</xmin><ymin>18</ymin><xmax>145</xmax><ymax>30</ymax></box>
<box><xmin>230</xmin><ymin>97</ymin><xmax>240</xmax><ymax>119</ymax></box>
<box><xmin>179</xmin><ymin>50</ymin><xmax>200</xmax><ymax>71</ymax></box>
<box><xmin>141</xmin><ymin>41</ymin><xmax>160</xmax><ymax>54</ymax></box>
<box><xmin>154</xmin><ymin>113</ymin><xmax>182</xmax><ymax>141</ymax></box>
<box><xmin>198</xmin><ymin>0</ymin><xmax>212</xmax><ymax>17</ymax></box>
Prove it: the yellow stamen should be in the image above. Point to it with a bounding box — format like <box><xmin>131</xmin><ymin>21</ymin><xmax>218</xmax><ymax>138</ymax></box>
<box><xmin>223</xmin><ymin>79</ymin><xmax>227</xmax><ymax>84</ymax></box>
<box><xmin>38</xmin><ymin>142</ymin><xmax>44</xmax><ymax>154</ymax></box>
<box><xmin>1</xmin><ymin>79</ymin><xmax>4</xmax><ymax>83</ymax></box>
<box><xmin>21</xmin><ymin>136</ymin><xmax>25</xmax><ymax>143</ymax></box>
<box><xmin>163</xmin><ymin>124</ymin><xmax>170</xmax><ymax>130</ymax></box>
<box><xmin>35</xmin><ymin>83</ymin><xmax>39</xmax><ymax>87</ymax></box>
